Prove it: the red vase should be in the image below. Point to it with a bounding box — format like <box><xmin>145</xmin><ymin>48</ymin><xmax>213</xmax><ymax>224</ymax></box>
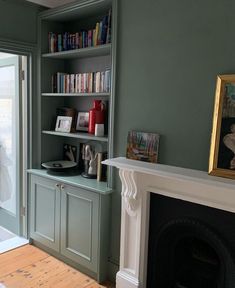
<box><xmin>88</xmin><ymin>100</ymin><xmax>105</xmax><ymax>134</ymax></box>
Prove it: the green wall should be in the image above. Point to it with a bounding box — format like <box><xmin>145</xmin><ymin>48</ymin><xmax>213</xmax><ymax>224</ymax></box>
<box><xmin>109</xmin><ymin>0</ymin><xmax>235</xmax><ymax>269</ymax></box>
<box><xmin>2</xmin><ymin>0</ymin><xmax>235</xmax><ymax>280</ymax></box>
<box><xmin>0</xmin><ymin>0</ymin><xmax>41</xmax><ymax>44</ymax></box>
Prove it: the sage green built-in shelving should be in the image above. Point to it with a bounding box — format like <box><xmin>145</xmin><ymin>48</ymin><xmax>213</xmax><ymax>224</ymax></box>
<box><xmin>42</xmin><ymin>92</ymin><xmax>110</xmax><ymax>97</ymax></box>
<box><xmin>42</xmin><ymin>44</ymin><xmax>111</xmax><ymax>59</ymax></box>
<box><xmin>38</xmin><ymin>0</ymin><xmax>115</xmax><ymax>168</ymax></box>
<box><xmin>28</xmin><ymin>169</ymin><xmax>112</xmax><ymax>194</ymax></box>
<box><xmin>42</xmin><ymin>130</ymin><xmax>108</xmax><ymax>142</ymax></box>
<box><xmin>28</xmin><ymin>0</ymin><xmax>117</xmax><ymax>282</ymax></box>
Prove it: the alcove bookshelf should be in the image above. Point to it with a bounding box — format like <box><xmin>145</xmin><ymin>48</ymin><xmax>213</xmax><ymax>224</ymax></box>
<box><xmin>28</xmin><ymin>0</ymin><xmax>117</xmax><ymax>282</ymax></box>
<box><xmin>33</xmin><ymin>0</ymin><xmax>116</xmax><ymax>189</ymax></box>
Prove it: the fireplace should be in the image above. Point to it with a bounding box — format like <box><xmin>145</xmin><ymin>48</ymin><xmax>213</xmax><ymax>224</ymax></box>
<box><xmin>103</xmin><ymin>157</ymin><xmax>235</xmax><ymax>288</ymax></box>
<box><xmin>147</xmin><ymin>194</ymin><xmax>235</xmax><ymax>288</ymax></box>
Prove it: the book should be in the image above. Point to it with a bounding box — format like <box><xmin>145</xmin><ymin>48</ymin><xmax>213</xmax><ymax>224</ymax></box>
<box><xmin>106</xmin><ymin>9</ymin><xmax>112</xmax><ymax>44</ymax></box>
<box><xmin>96</xmin><ymin>152</ymin><xmax>103</xmax><ymax>181</ymax></box>
<box><xmin>52</xmin><ymin>70</ymin><xmax>109</xmax><ymax>94</ymax></box>
<box><xmin>88</xmin><ymin>73</ymin><xmax>93</xmax><ymax>93</ymax></box>
<box><xmin>101</xmin><ymin>15</ymin><xmax>108</xmax><ymax>45</ymax></box>
<box><xmin>100</xmin><ymin>71</ymin><xmax>105</xmax><ymax>92</ymax></box>
<box><xmin>94</xmin><ymin>22</ymin><xmax>99</xmax><ymax>46</ymax></box>
<box><xmin>70</xmin><ymin>74</ymin><xmax>75</xmax><ymax>93</ymax></box>
<box><xmin>95</xmin><ymin>72</ymin><xmax>101</xmax><ymax>92</ymax></box>
<box><xmin>104</xmin><ymin>69</ymin><xmax>111</xmax><ymax>92</ymax></box>
<box><xmin>96</xmin><ymin>152</ymin><xmax>108</xmax><ymax>181</ymax></box>
<box><xmin>48</xmin><ymin>12</ymin><xmax>111</xmax><ymax>54</ymax></box>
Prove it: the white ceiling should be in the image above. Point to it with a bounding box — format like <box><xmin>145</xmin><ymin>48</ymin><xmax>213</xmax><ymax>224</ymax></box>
<box><xmin>25</xmin><ymin>0</ymin><xmax>76</xmax><ymax>8</ymax></box>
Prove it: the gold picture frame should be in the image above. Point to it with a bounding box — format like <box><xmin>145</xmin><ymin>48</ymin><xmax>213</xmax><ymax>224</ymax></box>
<box><xmin>209</xmin><ymin>75</ymin><xmax>235</xmax><ymax>179</ymax></box>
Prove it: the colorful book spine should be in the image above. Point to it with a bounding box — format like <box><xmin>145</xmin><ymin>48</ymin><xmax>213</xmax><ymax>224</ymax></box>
<box><xmin>97</xmin><ymin>152</ymin><xmax>103</xmax><ymax>181</ymax></box>
<box><xmin>94</xmin><ymin>22</ymin><xmax>99</xmax><ymax>46</ymax></box>
<box><xmin>95</xmin><ymin>72</ymin><xmax>101</xmax><ymax>92</ymax></box>
<box><xmin>48</xmin><ymin>11</ymin><xmax>111</xmax><ymax>53</ymax></box>
<box><xmin>106</xmin><ymin>9</ymin><xmax>112</xmax><ymax>44</ymax></box>
<box><xmin>52</xmin><ymin>70</ymin><xmax>111</xmax><ymax>93</ymax></box>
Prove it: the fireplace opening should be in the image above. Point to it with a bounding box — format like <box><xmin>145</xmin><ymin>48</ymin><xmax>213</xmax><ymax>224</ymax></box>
<box><xmin>147</xmin><ymin>194</ymin><xmax>235</xmax><ymax>288</ymax></box>
<box><xmin>174</xmin><ymin>236</ymin><xmax>220</xmax><ymax>287</ymax></box>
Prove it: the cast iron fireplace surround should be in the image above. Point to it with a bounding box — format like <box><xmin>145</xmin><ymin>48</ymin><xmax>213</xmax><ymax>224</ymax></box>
<box><xmin>147</xmin><ymin>194</ymin><xmax>235</xmax><ymax>288</ymax></box>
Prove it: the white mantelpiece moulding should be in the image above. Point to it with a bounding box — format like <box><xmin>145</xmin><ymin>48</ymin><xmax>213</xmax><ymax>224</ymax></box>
<box><xmin>103</xmin><ymin>157</ymin><xmax>235</xmax><ymax>288</ymax></box>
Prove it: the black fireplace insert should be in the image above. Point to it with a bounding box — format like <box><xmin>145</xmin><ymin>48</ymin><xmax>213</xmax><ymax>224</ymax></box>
<box><xmin>147</xmin><ymin>194</ymin><xmax>235</xmax><ymax>288</ymax></box>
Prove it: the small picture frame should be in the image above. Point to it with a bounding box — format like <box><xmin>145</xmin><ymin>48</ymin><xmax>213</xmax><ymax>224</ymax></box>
<box><xmin>76</xmin><ymin>112</ymin><xmax>89</xmax><ymax>131</ymax></box>
<box><xmin>209</xmin><ymin>75</ymin><xmax>235</xmax><ymax>179</ymax></box>
<box><xmin>55</xmin><ymin>116</ymin><xmax>72</xmax><ymax>132</ymax></box>
<box><xmin>126</xmin><ymin>131</ymin><xmax>160</xmax><ymax>163</ymax></box>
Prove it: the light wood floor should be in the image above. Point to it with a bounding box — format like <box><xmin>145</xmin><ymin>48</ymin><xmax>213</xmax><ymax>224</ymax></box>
<box><xmin>0</xmin><ymin>245</ymin><xmax>114</xmax><ymax>288</ymax></box>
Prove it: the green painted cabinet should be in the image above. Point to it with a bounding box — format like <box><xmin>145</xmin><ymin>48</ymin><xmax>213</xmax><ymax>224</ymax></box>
<box><xmin>29</xmin><ymin>173</ymin><xmax>111</xmax><ymax>282</ymax></box>
<box><xmin>61</xmin><ymin>184</ymin><xmax>99</xmax><ymax>272</ymax></box>
<box><xmin>30</xmin><ymin>175</ymin><xmax>60</xmax><ymax>252</ymax></box>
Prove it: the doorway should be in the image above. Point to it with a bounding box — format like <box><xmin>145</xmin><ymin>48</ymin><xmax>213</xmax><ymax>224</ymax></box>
<box><xmin>0</xmin><ymin>51</ymin><xmax>28</xmax><ymax>252</ymax></box>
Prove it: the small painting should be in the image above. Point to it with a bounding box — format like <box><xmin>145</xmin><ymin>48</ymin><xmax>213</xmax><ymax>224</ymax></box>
<box><xmin>209</xmin><ymin>75</ymin><xmax>235</xmax><ymax>179</ymax></box>
<box><xmin>126</xmin><ymin>131</ymin><xmax>160</xmax><ymax>163</ymax></box>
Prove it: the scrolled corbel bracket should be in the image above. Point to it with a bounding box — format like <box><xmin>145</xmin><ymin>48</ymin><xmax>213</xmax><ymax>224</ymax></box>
<box><xmin>119</xmin><ymin>169</ymin><xmax>139</xmax><ymax>217</ymax></box>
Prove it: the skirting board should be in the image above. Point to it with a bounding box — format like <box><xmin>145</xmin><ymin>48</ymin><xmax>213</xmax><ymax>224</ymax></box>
<box><xmin>108</xmin><ymin>258</ymin><xmax>119</xmax><ymax>283</ymax></box>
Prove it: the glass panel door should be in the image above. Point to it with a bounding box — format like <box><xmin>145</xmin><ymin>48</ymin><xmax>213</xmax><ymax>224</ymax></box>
<box><xmin>0</xmin><ymin>53</ymin><xmax>19</xmax><ymax>234</ymax></box>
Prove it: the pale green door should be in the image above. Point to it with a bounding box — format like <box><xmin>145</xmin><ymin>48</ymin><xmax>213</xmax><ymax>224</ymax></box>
<box><xmin>0</xmin><ymin>53</ymin><xmax>20</xmax><ymax>235</ymax></box>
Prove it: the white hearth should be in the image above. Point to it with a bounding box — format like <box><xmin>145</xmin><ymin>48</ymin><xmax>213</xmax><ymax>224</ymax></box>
<box><xmin>103</xmin><ymin>157</ymin><xmax>235</xmax><ymax>288</ymax></box>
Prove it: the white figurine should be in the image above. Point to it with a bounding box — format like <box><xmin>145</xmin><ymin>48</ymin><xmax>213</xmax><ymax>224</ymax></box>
<box><xmin>223</xmin><ymin>124</ymin><xmax>235</xmax><ymax>169</ymax></box>
<box><xmin>82</xmin><ymin>143</ymin><xmax>100</xmax><ymax>177</ymax></box>
<box><xmin>88</xmin><ymin>148</ymin><xmax>98</xmax><ymax>176</ymax></box>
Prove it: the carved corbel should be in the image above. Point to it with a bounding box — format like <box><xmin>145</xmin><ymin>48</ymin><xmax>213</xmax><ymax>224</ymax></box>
<box><xmin>119</xmin><ymin>169</ymin><xmax>139</xmax><ymax>216</ymax></box>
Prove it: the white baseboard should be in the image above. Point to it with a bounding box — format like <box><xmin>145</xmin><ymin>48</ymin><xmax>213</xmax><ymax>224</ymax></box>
<box><xmin>116</xmin><ymin>271</ymin><xmax>140</xmax><ymax>288</ymax></box>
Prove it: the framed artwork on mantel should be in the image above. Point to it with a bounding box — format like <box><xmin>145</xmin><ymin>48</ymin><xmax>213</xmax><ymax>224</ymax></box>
<box><xmin>209</xmin><ymin>75</ymin><xmax>235</xmax><ymax>179</ymax></box>
<box><xmin>126</xmin><ymin>131</ymin><xmax>160</xmax><ymax>163</ymax></box>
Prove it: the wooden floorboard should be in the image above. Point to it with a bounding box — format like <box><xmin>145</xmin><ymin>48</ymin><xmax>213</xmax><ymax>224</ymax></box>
<box><xmin>0</xmin><ymin>245</ymin><xmax>114</xmax><ymax>288</ymax></box>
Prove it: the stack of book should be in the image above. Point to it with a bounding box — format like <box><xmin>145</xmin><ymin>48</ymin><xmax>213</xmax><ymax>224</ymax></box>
<box><xmin>52</xmin><ymin>70</ymin><xmax>111</xmax><ymax>94</ymax></box>
<box><xmin>48</xmin><ymin>9</ymin><xmax>111</xmax><ymax>53</ymax></box>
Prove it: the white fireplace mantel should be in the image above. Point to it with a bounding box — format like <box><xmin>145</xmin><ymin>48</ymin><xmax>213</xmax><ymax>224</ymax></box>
<box><xmin>103</xmin><ymin>157</ymin><xmax>235</xmax><ymax>288</ymax></box>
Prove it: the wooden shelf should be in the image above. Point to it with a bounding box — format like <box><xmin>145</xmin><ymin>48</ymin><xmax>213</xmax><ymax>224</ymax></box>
<box><xmin>42</xmin><ymin>130</ymin><xmax>108</xmax><ymax>142</ymax></box>
<box><xmin>42</xmin><ymin>44</ymin><xmax>111</xmax><ymax>59</ymax></box>
<box><xmin>42</xmin><ymin>92</ymin><xmax>110</xmax><ymax>97</ymax></box>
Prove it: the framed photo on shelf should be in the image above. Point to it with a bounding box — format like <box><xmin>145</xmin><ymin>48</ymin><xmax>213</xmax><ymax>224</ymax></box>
<box><xmin>209</xmin><ymin>75</ymin><xmax>235</xmax><ymax>179</ymax></box>
<box><xmin>76</xmin><ymin>112</ymin><xmax>89</xmax><ymax>131</ymax></box>
<box><xmin>55</xmin><ymin>116</ymin><xmax>72</xmax><ymax>132</ymax></box>
<box><xmin>126</xmin><ymin>131</ymin><xmax>160</xmax><ymax>163</ymax></box>
<box><xmin>56</xmin><ymin>107</ymin><xmax>77</xmax><ymax>132</ymax></box>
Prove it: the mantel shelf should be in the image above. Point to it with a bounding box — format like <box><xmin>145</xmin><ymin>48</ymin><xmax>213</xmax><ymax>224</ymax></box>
<box><xmin>42</xmin><ymin>92</ymin><xmax>110</xmax><ymax>97</ymax></box>
<box><xmin>103</xmin><ymin>157</ymin><xmax>235</xmax><ymax>189</ymax></box>
<box><xmin>42</xmin><ymin>44</ymin><xmax>111</xmax><ymax>59</ymax></box>
<box><xmin>42</xmin><ymin>130</ymin><xmax>108</xmax><ymax>142</ymax></box>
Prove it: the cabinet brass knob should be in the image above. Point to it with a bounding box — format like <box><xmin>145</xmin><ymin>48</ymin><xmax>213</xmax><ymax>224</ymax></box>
<box><xmin>61</xmin><ymin>185</ymin><xmax>65</xmax><ymax>190</ymax></box>
<box><xmin>55</xmin><ymin>183</ymin><xmax>60</xmax><ymax>188</ymax></box>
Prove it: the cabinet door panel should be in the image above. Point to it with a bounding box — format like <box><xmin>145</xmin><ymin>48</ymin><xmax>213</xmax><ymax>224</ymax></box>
<box><xmin>30</xmin><ymin>175</ymin><xmax>60</xmax><ymax>252</ymax></box>
<box><xmin>61</xmin><ymin>185</ymin><xmax>99</xmax><ymax>272</ymax></box>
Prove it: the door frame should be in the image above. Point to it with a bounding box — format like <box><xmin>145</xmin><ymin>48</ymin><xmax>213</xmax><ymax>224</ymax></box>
<box><xmin>0</xmin><ymin>38</ymin><xmax>37</xmax><ymax>238</ymax></box>
<box><xmin>0</xmin><ymin>55</ymin><xmax>20</xmax><ymax>234</ymax></box>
